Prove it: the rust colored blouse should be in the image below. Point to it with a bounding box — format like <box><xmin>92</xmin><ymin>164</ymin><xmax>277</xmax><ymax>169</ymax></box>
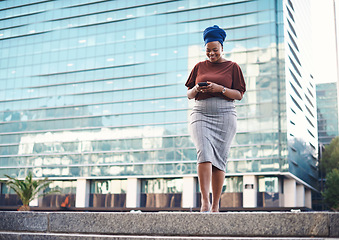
<box><xmin>185</xmin><ymin>60</ymin><xmax>246</xmax><ymax>101</ymax></box>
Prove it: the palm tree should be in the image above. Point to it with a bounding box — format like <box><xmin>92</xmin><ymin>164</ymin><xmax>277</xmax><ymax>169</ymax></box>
<box><xmin>1</xmin><ymin>171</ymin><xmax>59</xmax><ymax>211</ymax></box>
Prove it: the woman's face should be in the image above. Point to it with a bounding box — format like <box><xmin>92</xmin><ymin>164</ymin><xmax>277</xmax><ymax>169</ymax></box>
<box><xmin>205</xmin><ymin>41</ymin><xmax>223</xmax><ymax>63</ymax></box>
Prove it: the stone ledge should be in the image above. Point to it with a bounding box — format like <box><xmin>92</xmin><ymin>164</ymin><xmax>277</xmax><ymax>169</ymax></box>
<box><xmin>0</xmin><ymin>232</ymin><xmax>335</xmax><ymax>240</ymax></box>
<box><xmin>330</xmin><ymin>213</ymin><xmax>339</xmax><ymax>237</ymax></box>
<box><xmin>0</xmin><ymin>211</ymin><xmax>338</xmax><ymax>238</ymax></box>
<box><xmin>48</xmin><ymin>212</ymin><xmax>330</xmax><ymax>237</ymax></box>
<box><xmin>0</xmin><ymin>212</ymin><xmax>48</xmax><ymax>232</ymax></box>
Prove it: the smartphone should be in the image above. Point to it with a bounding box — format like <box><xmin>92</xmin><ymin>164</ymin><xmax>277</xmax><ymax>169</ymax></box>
<box><xmin>198</xmin><ymin>82</ymin><xmax>208</xmax><ymax>86</ymax></box>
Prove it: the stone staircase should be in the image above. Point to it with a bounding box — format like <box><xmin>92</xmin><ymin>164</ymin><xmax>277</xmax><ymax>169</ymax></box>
<box><xmin>0</xmin><ymin>211</ymin><xmax>338</xmax><ymax>239</ymax></box>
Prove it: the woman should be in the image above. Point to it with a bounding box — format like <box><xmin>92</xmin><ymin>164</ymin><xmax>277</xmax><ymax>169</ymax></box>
<box><xmin>185</xmin><ymin>25</ymin><xmax>246</xmax><ymax>212</ymax></box>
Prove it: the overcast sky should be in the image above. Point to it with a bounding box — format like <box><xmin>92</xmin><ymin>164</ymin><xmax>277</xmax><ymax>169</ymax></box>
<box><xmin>312</xmin><ymin>0</ymin><xmax>338</xmax><ymax>84</ymax></box>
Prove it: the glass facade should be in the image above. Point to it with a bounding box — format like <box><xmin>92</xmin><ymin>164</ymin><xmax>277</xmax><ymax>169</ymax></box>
<box><xmin>283</xmin><ymin>0</ymin><xmax>318</xmax><ymax>187</ymax></box>
<box><xmin>220</xmin><ymin>176</ymin><xmax>243</xmax><ymax>208</ymax></box>
<box><xmin>257</xmin><ymin>176</ymin><xmax>279</xmax><ymax>207</ymax></box>
<box><xmin>90</xmin><ymin>179</ymin><xmax>127</xmax><ymax>207</ymax></box>
<box><xmin>140</xmin><ymin>178</ymin><xmax>182</xmax><ymax>208</ymax></box>
<box><xmin>0</xmin><ymin>183</ymin><xmax>22</xmax><ymax>206</ymax></box>
<box><xmin>0</xmin><ymin>0</ymin><xmax>318</xmax><ymax>208</ymax></box>
<box><xmin>316</xmin><ymin>82</ymin><xmax>339</xmax><ymax>145</ymax></box>
<box><xmin>41</xmin><ymin>180</ymin><xmax>77</xmax><ymax>207</ymax></box>
<box><xmin>0</xmin><ymin>0</ymin><xmax>288</xmax><ymax>178</ymax></box>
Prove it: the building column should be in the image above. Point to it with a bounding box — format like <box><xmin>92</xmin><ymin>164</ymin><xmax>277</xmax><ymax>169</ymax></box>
<box><xmin>305</xmin><ymin>189</ymin><xmax>312</xmax><ymax>209</ymax></box>
<box><xmin>243</xmin><ymin>175</ymin><xmax>257</xmax><ymax>208</ymax></box>
<box><xmin>75</xmin><ymin>179</ymin><xmax>90</xmax><ymax>208</ymax></box>
<box><xmin>296</xmin><ymin>184</ymin><xmax>305</xmax><ymax>207</ymax></box>
<box><xmin>126</xmin><ymin>177</ymin><xmax>140</xmax><ymax>208</ymax></box>
<box><xmin>278</xmin><ymin>177</ymin><xmax>284</xmax><ymax>207</ymax></box>
<box><xmin>283</xmin><ymin>178</ymin><xmax>297</xmax><ymax>207</ymax></box>
<box><xmin>0</xmin><ymin>183</ymin><xmax>3</xmax><ymax>204</ymax></box>
<box><xmin>182</xmin><ymin>176</ymin><xmax>196</xmax><ymax>208</ymax></box>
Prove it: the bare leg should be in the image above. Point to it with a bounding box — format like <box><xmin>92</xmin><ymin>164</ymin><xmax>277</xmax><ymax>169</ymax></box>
<box><xmin>211</xmin><ymin>166</ymin><xmax>225</xmax><ymax>212</ymax></box>
<box><xmin>197</xmin><ymin>162</ymin><xmax>212</xmax><ymax>212</ymax></box>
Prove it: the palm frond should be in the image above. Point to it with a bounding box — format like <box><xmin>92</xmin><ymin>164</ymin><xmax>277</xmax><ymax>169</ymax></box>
<box><xmin>2</xmin><ymin>172</ymin><xmax>59</xmax><ymax>206</ymax></box>
<box><xmin>4</xmin><ymin>182</ymin><xmax>24</xmax><ymax>199</ymax></box>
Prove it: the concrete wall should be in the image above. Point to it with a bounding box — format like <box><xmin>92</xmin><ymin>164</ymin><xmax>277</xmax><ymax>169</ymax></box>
<box><xmin>0</xmin><ymin>211</ymin><xmax>337</xmax><ymax>238</ymax></box>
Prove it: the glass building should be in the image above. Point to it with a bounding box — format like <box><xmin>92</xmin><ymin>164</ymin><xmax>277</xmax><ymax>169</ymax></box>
<box><xmin>316</xmin><ymin>82</ymin><xmax>339</xmax><ymax>145</ymax></box>
<box><xmin>0</xmin><ymin>0</ymin><xmax>317</xmax><ymax>209</ymax></box>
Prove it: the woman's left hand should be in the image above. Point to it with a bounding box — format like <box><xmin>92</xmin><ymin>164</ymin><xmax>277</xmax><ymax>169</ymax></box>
<box><xmin>202</xmin><ymin>82</ymin><xmax>223</xmax><ymax>93</ymax></box>
<box><xmin>203</xmin><ymin>81</ymin><xmax>243</xmax><ymax>100</ymax></box>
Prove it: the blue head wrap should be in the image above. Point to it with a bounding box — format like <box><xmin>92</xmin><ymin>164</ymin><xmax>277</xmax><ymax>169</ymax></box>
<box><xmin>203</xmin><ymin>25</ymin><xmax>226</xmax><ymax>46</ymax></box>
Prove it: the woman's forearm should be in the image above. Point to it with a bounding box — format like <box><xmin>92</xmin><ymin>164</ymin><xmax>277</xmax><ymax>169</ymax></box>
<box><xmin>221</xmin><ymin>87</ymin><xmax>243</xmax><ymax>100</ymax></box>
<box><xmin>205</xmin><ymin>82</ymin><xmax>243</xmax><ymax>100</ymax></box>
<box><xmin>187</xmin><ymin>85</ymin><xmax>199</xmax><ymax>99</ymax></box>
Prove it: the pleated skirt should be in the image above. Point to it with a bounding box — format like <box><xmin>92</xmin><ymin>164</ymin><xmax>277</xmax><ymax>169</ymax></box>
<box><xmin>189</xmin><ymin>97</ymin><xmax>237</xmax><ymax>172</ymax></box>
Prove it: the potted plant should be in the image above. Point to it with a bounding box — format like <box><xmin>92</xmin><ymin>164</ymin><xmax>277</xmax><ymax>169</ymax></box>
<box><xmin>1</xmin><ymin>171</ymin><xmax>59</xmax><ymax>211</ymax></box>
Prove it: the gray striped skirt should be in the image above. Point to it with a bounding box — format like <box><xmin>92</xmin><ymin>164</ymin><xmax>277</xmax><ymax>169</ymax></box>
<box><xmin>189</xmin><ymin>97</ymin><xmax>237</xmax><ymax>172</ymax></box>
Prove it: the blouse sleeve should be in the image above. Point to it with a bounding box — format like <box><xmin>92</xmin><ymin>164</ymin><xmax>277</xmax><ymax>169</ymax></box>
<box><xmin>185</xmin><ymin>63</ymin><xmax>199</xmax><ymax>89</ymax></box>
<box><xmin>232</xmin><ymin>62</ymin><xmax>246</xmax><ymax>94</ymax></box>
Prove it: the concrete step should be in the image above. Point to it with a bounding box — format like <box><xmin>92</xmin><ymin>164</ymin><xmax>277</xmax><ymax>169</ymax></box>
<box><xmin>0</xmin><ymin>211</ymin><xmax>338</xmax><ymax>239</ymax></box>
<box><xmin>0</xmin><ymin>232</ymin><xmax>336</xmax><ymax>240</ymax></box>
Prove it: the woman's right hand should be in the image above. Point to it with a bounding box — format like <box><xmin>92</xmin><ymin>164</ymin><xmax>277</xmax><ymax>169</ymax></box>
<box><xmin>195</xmin><ymin>84</ymin><xmax>209</xmax><ymax>93</ymax></box>
<box><xmin>187</xmin><ymin>84</ymin><xmax>201</xmax><ymax>99</ymax></box>
<box><xmin>187</xmin><ymin>84</ymin><xmax>210</xmax><ymax>99</ymax></box>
